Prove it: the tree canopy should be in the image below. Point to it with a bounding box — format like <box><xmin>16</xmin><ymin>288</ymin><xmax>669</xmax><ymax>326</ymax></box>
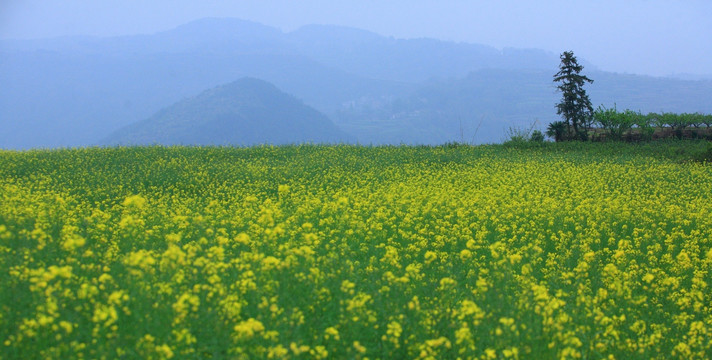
<box><xmin>554</xmin><ymin>51</ymin><xmax>594</xmax><ymax>141</ymax></box>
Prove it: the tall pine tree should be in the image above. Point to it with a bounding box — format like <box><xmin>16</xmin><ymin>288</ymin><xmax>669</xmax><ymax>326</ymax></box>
<box><xmin>554</xmin><ymin>51</ymin><xmax>594</xmax><ymax>141</ymax></box>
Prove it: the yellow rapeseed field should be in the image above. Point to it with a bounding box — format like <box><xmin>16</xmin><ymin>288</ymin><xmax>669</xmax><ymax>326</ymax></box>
<box><xmin>0</xmin><ymin>144</ymin><xmax>711</xmax><ymax>359</ymax></box>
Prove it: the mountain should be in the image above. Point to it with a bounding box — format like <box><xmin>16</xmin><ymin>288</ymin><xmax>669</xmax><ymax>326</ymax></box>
<box><xmin>2</xmin><ymin>17</ymin><xmax>712</xmax><ymax>149</ymax></box>
<box><xmin>103</xmin><ymin>78</ymin><xmax>351</xmax><ymax>146</ymax></box>
<box><xmin>334</xmin><ymin>69</ymin><xmax>712</xmax><ymax>145</ymax></box>
<box><xmin>287</xmin><ymin>24</ymin><xmax>562</xmax><ymax>83</ymax></box>
<box><xmin>587</xmin><ymin>72</ymin><xmax>712</xmax><ymax>114</ymax></box>
<box><xmin>0</xmin><ymin>18</ymin><xmax>413</xmax><ymax>149</ymax></box>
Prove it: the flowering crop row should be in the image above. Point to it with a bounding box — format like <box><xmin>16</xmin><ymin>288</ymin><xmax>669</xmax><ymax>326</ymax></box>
<box><xmin>1</xmin><ymin>143</ymin><xmax>711</xmax><ymax>359</ymax></box>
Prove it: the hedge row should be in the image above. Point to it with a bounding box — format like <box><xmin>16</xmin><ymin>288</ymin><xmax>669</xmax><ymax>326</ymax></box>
<box><xmin>591</xmin><ymin>105</ymin><xmax>712</xmax><ymax>140</ymax></box>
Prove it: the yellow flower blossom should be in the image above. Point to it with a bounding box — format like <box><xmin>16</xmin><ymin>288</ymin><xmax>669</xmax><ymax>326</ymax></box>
<box><xmin>353</xmin><ymin>341</ymin><xmax>367</xmax><ymax>354</ymax></box>
<box><xmin>324</xmin><ymin>326</ymin><xmax>340</xmax><ymax>341</ymax></box>
<box><xmin>233</xmin><ymin>318</ymin><xmax>265</xmax><ymax>340</ymax></box>
<box><xmin>2</xmin><ymin>144</ymin><xmax>711</xmax><ymax>359</ymax></box>
<box><xmin>123</xmin><ymin>194</ymin><xmax>147</xmax><ymax>208</ymax></box>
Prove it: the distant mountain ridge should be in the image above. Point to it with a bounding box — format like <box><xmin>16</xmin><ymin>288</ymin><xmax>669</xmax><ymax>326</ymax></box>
<box><xmin>103</xmin><ymin>78</ymin><xmax>350</xmax><ymax>146</ymax></box>
<box><xmin>2</xmin><ymin>17</ymin><xmax>712</xmax><ymax>149</ymax></box>
<box><xmin>286</xmin><ymin>24</ymin><xmax>564</xmax><ymax>82</ymax></box>
<box><xmin>334</xmin><ymin>69</ymin><xmax>712</xmax><ymax>144</ymax></box>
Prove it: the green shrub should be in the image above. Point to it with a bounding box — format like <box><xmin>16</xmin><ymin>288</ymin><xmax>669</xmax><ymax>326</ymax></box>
<box><xmin>692</xmin><ymin>142</ymin><xmax>712</xmax><ymax>163</ymax></box>
<box><xmin>530</xmin><ymin>130</ymin><xmax>545</xmax><ymax>143</ymax></box>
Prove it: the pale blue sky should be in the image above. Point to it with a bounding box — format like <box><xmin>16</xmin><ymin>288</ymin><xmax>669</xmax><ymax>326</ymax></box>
<box><xmin>1</xmin><ymin>0</ymin><xmax>710</xmax><ymax>77</ymax></box>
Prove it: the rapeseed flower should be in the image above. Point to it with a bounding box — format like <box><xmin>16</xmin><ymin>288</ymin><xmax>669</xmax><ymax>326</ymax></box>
<box><xmin>1</xmin><ymin>144</ymin><xmax>710</xmax><ymax>359</ymax></box>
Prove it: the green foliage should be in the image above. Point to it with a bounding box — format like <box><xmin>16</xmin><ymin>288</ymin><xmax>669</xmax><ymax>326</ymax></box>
<box><xmin>554</xmin><ymin>51</ymin><xmax>594</xmax><ymax>141</ymax></box>
<box><xmin>593</xmin><ymin>104</ymin><xmax>635</xmax><ymax>140</ymax></box>
<box><xmin>588</xmin><ymin>107</ymin><xmax>712</xmax><ymax>142</ymax></box>
<box><xmin>1</xmin><ymin>142</ymin><xmax>711</xmax><ymax>358</ymax></box>
<box><xmin>503</xmin><ymin>126</ymin><xmax>530</xmax><ymax>145</ymax></box>
<box><xmin>503</xmin><ymin>124</ymin><xmax>546</xmax><ymax>146</ymax></box>
<box><xmin>647</xmin><ymin>112</ymin><xmax>665</xmax><ymax>129</ymax></box>
<box><xmin>440</xmin><ymin>141</ymin><xmax>471</xmax><ymax>149</ymax></box>
<box><xmin>545</xmin><ymin>121</ymin><xmax>569</xmax><ymax>142</ymax></box>
<box><xmin>662</xmin><ymin>112</ymin><xmax>687</xmax><ymax>138</ymax></box>
<box><xmin>632</xmin><ymin>111</ymin><xmax>656</xmax><ymax>141</ymax></box>
<box><xmin>529</xmin><ymin>130</ymin><xmax>545</xmax><ymax>143</ymax></box>
<box><xmin>703</xmin><ymin>114</ymin><xmax>712</xmax><ymax>128</ymax></box>
<box><xmin>692</xmin><ymin>142</ymin><xmax>712</xmax><ymax>163</ymax></box>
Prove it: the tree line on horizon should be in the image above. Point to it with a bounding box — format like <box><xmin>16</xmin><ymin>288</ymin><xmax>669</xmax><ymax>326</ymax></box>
<box><xmin>546</xmin><ymin>51</ymin><xmax>712</xmax><ymax>143</ymax></box>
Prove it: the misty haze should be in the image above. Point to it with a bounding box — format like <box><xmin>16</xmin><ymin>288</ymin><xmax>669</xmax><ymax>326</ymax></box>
<box><xmin>3</xmin><ymin>3</ymin><xmax>712</xmax><ymax>359</ymax></box>
<box><xmin>2</xmin><ymin>1</ymin><xmax>712</xmax><ymax>149</ymax></box>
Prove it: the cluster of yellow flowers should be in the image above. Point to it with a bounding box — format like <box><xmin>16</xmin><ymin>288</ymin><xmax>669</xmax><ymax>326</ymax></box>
<box><xmin>0</xmin><ymin>144</ymin><xmax>711</xmax><ymax>358</ymax></box>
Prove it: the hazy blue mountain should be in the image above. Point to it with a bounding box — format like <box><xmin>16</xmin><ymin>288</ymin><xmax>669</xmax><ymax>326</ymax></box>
<box><xmin>2</xmin><ymin>17</ymin><xmax>711</xmax><ymax>149</ymax></box>
<box><xmin>334</xmin><ymin>69</ymin><xmax>712</xmax><ymax>144</ymax></box>
<box><xmin>666</xmin><ymin>73</ymin><xmax>712</xmax><ymax>81</ymax></box>
<box><xmin>587</xmin><ymin>72</ymin><xmax>712</xmax><ymax>114</ymax></box>
<box><xmin>287</xmin><ymin>24</ymin><xmax>562</xmax><ymax>82</ymax></box>
<box><xmin>0</xmin><ymin>20</ymin><xmax>412</xmax><ymax>149</ymax></box>
<box><xmin>0</xmin><ymin>18</ymin><xmax>412</xmax><ymax>149</ymax></box>
<box><xmin>0</xmin><ymin>18</ymin><xmax>287</xmax><ymax>55</ymax></box>
<box><xmin>103</xmin><ymin>78</ymin><xmax>351</xmax><ymax>146</ymax></box>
